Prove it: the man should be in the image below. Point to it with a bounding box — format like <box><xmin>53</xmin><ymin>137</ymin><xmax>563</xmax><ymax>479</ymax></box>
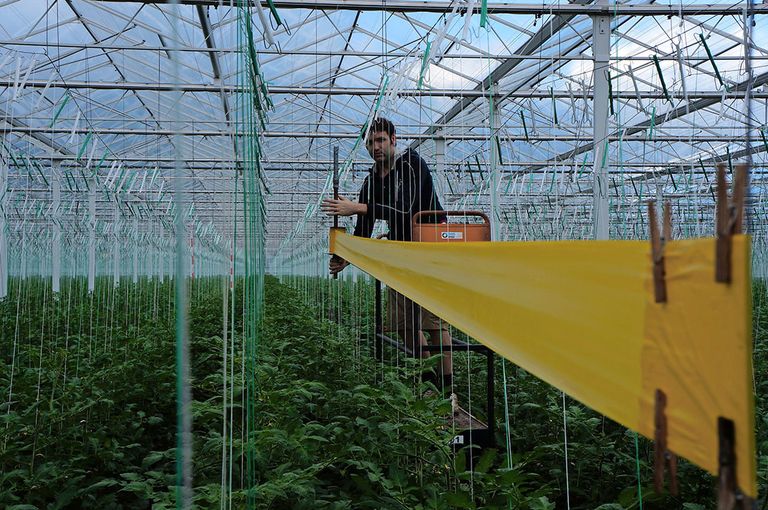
<box><xmin>321</xmin><ymin>117</ymin><xmax>453</xmax><ymax>393</ymax></box>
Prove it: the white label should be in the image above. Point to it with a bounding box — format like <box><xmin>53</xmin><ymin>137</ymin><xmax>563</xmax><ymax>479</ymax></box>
<box><xmin>450</xmin><ymin>434</ymin><xmax>465</xmax><ymax>445</ymax></box>
<box><xmin>441</xmin><ymin>231</ymin><xmax>464</xmax><ymax>240</ymax></box>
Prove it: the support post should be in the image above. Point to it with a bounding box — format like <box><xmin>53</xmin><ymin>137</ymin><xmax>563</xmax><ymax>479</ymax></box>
<box><xmin>113</xmin><ymin>201</ymin><xmax>120</xmax><ymax>287</ymax></box>
<box><xmin>133</xmin><ymin>215</ymin><xmax>139</xmax><ymax>284</ymax></box>
<box><xmin>489</xmin><ymin>82</ymin><xmax>501</xmax><ymax>241</ymax></box>
<box><xmin>374</xmin><ymin>278</ymin><xmax>382</xmax><ymax>362</ymax></box>
<box><xmin>52</xmin><ymin>175</ymin><xmax>61</xmax><ymax>293</ymax></box>
<box><xmin>434</xmin><ymin>136</ymin><xmax>448</xmax><ymax>204</ymax></box>
<box><xmin>486</xmin><ymin>348</ymin><xmax>496</xmax><ymax>442</ymax></box>
<box><xmin>592</xmin><ymin>9</ymin><xmax>611</xmax><ymax>240</ymax></box>
<box><xmin>160</xmin><ymin>247</ymin><xmax>165</xmax><ymax>283</ymax></box>
<box><xmin>21</xmin><ymin>222</ymin><xmax>27</xmax><ymax>281</ymax></box>
<box><xmin>190</xmin><ymin>231</ymin><xmax>195</xmax><ymax>280</ymax></box>
<box><xmin>0</xmin><ymin>162</ymin><xmax>7</xmax><ymax>299</ymax></box>
<box><xmin>88</xmin><ymin>184</ymin><xmax>96</xmax><ymax>293</ymax></box>
<box><xmin>331</xmin><ymin>145</ymin><xmax>341</xmax><ymax>280</ymax></box>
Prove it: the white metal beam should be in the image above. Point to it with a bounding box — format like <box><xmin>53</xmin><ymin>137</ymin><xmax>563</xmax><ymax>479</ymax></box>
<box><xmin>92</xmin><ymin>0</ymin><xmax>768</xmax><ymax>16</ymax></box>
<box><xmin>592</xmin><ymin>10</ymin><xmax>610</xmax><ymax>240</ymax></box>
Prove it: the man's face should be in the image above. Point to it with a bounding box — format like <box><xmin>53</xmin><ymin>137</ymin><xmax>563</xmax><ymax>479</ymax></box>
<box><xmin>366</xmin><ymin>130</ymin><xmax>396</xmax><ymax>164</ymax></box>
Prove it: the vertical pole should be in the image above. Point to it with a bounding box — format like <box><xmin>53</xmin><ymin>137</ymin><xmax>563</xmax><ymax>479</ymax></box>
<box><xmin>592</xmin><ymin>9</ymin><xmax>611</xmax><ymax>240</ymax></box>
<box><xmin>434</xmin><ymin>136</ymin><xmax>448</xmax><ymax>206</ymax></box>
<box><xmin>159</xmin><ymin>241</ymin><xmax>165</xmax><ymax>283</ymax></box>
<box><xmin>153</xmin><ymin>223</ymin><xmax>158</xmax><ymax>280</ymax></box>
<box><xmin>88</xmin><ymin>183</ymin><xmax>96</xmax><ymax>293</ymax></box>
<box><xmin>489</xmin><ymin>82</ymin><xmax>501</xmax><ymax>241</ymax></box>
<box><xmin>229</xmin><ymin>242</ymin><xmax>233</xmax><ymax>290</ymax></box>
<box><xmin>374</xmin><ymin>278</ymin><xmax>382</xmax><ymax>362</ymax></box>
<box><xmin>190</xmin><ymin>230</ymin><xmax>195</xmax><ymax>280</ymax></box>
<box><xmin>52</xmin><ymin>174</ymin><xmax>61</xmax><ymax>293</ymax></box>
<box><xmin>434</xmin><ymin>136</ymin><xmax>446</xmax><ymax>174</ymax></box>
<box><xmin>133</xmin><ymin>215</ymin><xmax>139</xmax><ymax>284</ymax></box>
<box><xmin>21</xmin><ymin>220</ymin><xmax>27</xmax><ymax>280</ymax></box>
<box><xmin>331</xmin><ymin>146</ymin><xmax>341</xmax><ymax>280</ymax></box>
<box><xmin>113</xmin><ymin>201</ymin><xmax>120</xmax><ymax>287</ymax></box>
<box><xmin>486</xmin><ymin>349</ymin><xmax>495</xmax><ymax>443</ymax></box>
<box><xmin>0</xmin><ymin>162</ymin><xmax>7</xmax><ymax>299</ymax></box>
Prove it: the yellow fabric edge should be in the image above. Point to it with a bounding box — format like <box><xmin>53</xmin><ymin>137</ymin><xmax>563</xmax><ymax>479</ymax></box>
<box><xmin>329</xmin><ymin>229</ymin><xmax>757</xmax><ymax>498</ymax></box>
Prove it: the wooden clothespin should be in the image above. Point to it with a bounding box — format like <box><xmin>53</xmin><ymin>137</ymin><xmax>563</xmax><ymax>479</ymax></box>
<box><xmin>717</xmin><ymin>417</ymin><xmax>755</xmax><ymax>510</ymax></box>
<box><xmin>715</xmin><ymin>163</ymin><xmax>747</xmax><ymax>283</ymax></box>
<box><xmin>648</xmin><ymin>201</ymin><xmax>672</xmax><ymax>303</ymax></box>
<box><xmin>654</xmin><ymin>389</ymin><xmax>678</xmax><ymax>495</ymax></box>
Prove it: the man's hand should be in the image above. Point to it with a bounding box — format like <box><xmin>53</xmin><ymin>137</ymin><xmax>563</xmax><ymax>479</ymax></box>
<box><xmin>330</xmin><ymin>256</ymin><xmax>349</xmax><ymax>275</ymax></box>
<box><xmin>321</xmin><ymin>196</ymin><xmax>367</xmax><ymax>216</ymax></box>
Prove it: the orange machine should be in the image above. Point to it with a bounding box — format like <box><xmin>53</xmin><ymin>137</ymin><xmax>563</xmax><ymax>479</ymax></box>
<box><xmin>411</xmin><ymin>210</ymin><xmax>491</xmax><ymax>242</ymax></box>
<box><xmin>409</xmin><ymin>209</ymin><xmax>495</xmax><ymax>451</ymax></box>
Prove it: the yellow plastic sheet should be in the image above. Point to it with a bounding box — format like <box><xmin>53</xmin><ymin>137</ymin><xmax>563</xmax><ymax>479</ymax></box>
<box><xmin>329</xmin><ymin>228</ymin><xmax>756</xmax><ymax>497</ymax></box>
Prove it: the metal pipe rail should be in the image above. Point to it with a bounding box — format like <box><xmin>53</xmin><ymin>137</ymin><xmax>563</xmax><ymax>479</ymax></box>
<box><xmin>2</xmin><ymin>125</ymin><xmax>760</xmax><ymax>142</ymax></box>
<box><xmin>2</xmin><ymin>40</ymin><xmax>767</xmax><ymax>61</ymax></box>
<box><xmin>3</xmin><ymin>79</ymin><xmax>768</xmax><ymax>99</ymax></box>
<box><xmin>93</xmin><ymin>0</ymin><xmax>768</xmax><ymax>16</ymax></box>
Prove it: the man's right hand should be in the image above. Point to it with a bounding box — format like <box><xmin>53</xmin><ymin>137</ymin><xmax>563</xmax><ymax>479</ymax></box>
<box><xmin>330</xmin><ymin>256</ymin><xmax>349</xmax><ymax>275</ymax></box>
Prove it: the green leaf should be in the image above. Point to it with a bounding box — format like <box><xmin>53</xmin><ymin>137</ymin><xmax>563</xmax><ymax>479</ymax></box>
<box><xmin>147</xmin><ymin>416</ymin><xmax>164</xmax><ymax>425</ymax></box>
<box><xmin>85</xmin><ymin>478</ymin><xmax>120</xmax><ymax>492</ymax></box>
<box><xmin>120</xmin><ymin>481</ymin><xmax>150</xmax><ymax>496</ymax></box>
<box><xmin>454</xmin><ymin>449</ymin><xmax>467</xmax><ymax>473</ymax></box>
<box><xmin>474</xmin><ymin>448</ymin><xmax>497</xmax><ymax>474</ymax></box>
<box><xmin>142</xmin><ymin>451</ymin><xmax>166</xmax><ymax>469</ymax></box>
<box><xmin>445</xmin><ymin>491</ymin><xmax>476</xmax><ymax>509</ymax></box>
<box><xmin>528</xmin><ymin>496</ymin><xmax>556</xmax><ymax>510</ymax></box>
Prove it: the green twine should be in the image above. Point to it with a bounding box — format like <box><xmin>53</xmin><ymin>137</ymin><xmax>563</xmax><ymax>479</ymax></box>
<box><xmin>699</xmin><ymin>33</ymin><xmax>727</xmax><ymax>91</ymax></box>
<box><xmin>265</xmin><ymin>0</ymin><xmax>284</xmax><ymax>27</ymax></box>
<box><xmin>698</xmin><ymin>157</ymin><xmax>710</xmax><ymax>183</ymax></box>
<box><xmin>651</xmin><ymin>55</ymin><xmax>671</xmax><ymax>103</ymax></box>
<box><xmin>576</xmin><ymin>153</ymin><xmax>589</xmax><ymax>181</ymax></box>
<box><xmin>607</xmin><ymin>71</ymin><xmax>615</xmax><ymax>116</ymax></box>
<box><xmin>648</xmin><ymin>106</ymin><xmax>656</xmax><ymax>140</ymax></box>
<box><xmin>634</xmin><ymin>433</ymin><xmax>644</xmax><ymax>509</ymax></box>
<box><xmin>418</xmin><ymin>41</ymin><xmax>431</xmax><ymax>89</ymax></box>
<box><xmin>550</xmin><ymin>86</ymin><xmax>559</xmax><ymax>125</ymax></box>
<box><xmin>34</xmin><ymin>161</ymin><xmax>49</xmax><ymax>187</ymax></box>
<box><xmin>76</xmin><ymin>131</ymin><xmax>93</xmax><ymax>161</ymax></box>
<box><xmin>80</xmin><ymin>170</ymin><xmax>90</xmax><ymax>191</ymax></box>
<box><xmin>479</xmin><ymin>0</ymin><xmax>488</xmax><ymax>28</ymax></box>
<box><xmin>50</xmin><ymin>93</ymin><xmax>70</xmax><ymax>128</ymax></box>
<box><xmin>94</xmin><ymin>150</ymin><xmax>109</xmax><ymax>175</ymax></box>
<box><xmin>520</xmin><ymin>110</ymin><xmax>529</xmax><ymax>142</ymax></box>
<box><xmin>503</xmin><ymin>174</ymin><xmax>514</xmax><ymax>195</ymax></box>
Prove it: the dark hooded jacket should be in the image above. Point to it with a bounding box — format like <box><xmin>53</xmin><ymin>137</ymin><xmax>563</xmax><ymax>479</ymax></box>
<box><xmin>353</xmin><ymin>149</ymin><xmax>445</xmax><ymax>241</ymax></box>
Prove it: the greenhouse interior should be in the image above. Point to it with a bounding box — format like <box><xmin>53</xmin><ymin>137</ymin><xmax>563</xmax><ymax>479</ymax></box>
<box><xmin>1</xmin><ymin>0</ymin><xmax>767</xmax><ymax>508</ymax></box>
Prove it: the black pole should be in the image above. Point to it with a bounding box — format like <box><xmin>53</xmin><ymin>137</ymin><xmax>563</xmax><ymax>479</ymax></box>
<box><xmin>486</xmin><ymin>351</ymin><xmax>496</xmax><ymax>445</ymax></box>
<box><xmin>333</xmin><ymin>145</ymin><xmax>339</xmax><ymax>226</ymax></box>
<box><xmin>331</xmin><ymin>145</ymin><xmax>341</xmax><ymax>280</ymax></box>
<box><xmin>374</xmin><ymin>279</ymin><xmax>382</xmax><ymax>361</ymax></box>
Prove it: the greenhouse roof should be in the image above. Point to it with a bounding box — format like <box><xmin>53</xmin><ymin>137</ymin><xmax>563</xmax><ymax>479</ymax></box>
<box><xmin>0</xmin><ymin>0</ymin><xmax>767</xmax><ymax>261</ymax></box>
